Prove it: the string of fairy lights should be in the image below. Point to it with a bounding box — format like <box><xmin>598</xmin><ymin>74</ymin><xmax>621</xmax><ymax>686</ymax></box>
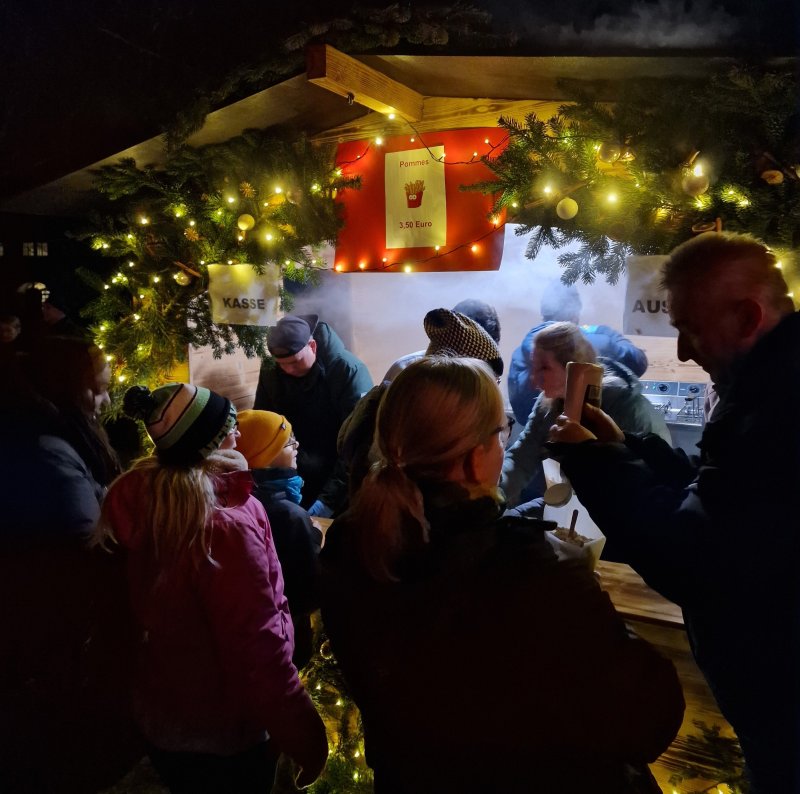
<box><xmin>86</xmin><ymin>100</ymin><xmax>796</xmax><ymax>389</ymax></box>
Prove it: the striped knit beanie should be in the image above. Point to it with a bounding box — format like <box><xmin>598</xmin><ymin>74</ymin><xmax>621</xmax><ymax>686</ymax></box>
<box><xmin>424</xmin><ymin>308</ymin><xmax>504</xmax><ymax>378</ymax></box>
<box><xmin>123</xmin><ymin>383</ymin><xmax>236</xmax><ymax>464</ymax></box>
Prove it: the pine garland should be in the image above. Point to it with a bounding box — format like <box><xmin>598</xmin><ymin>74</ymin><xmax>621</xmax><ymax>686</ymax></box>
<box><xmin>468</xmin><ymin>65</ymin><xmax>800</xmax><ymax>284</ymax></box>
<box><xmin>164</xmin><ymin>3</ymin><xmax>514</xmax><ymax>149</ymax></box>
<box><xmin>76</xmin><ymin>131</ymin><xmax>359</xmax><ymax>402</ymax></box>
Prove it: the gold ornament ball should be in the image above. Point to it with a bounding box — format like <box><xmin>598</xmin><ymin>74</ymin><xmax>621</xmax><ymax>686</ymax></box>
<box><xmin>237</xmin><ymin>213</ymin><xmax>256</xmax><ymax>231</ymax></box>
<box><xmin>760</xmin><ymin>169</ymin><xmax>784</xmax><ymax>185</ymax></box>
<box><xmin>681</xmin><ymin>172</ymin><xmax>710</xmax><ymax>197</ymax></box>
<box><xmin>174</xmin><ymin>271</ymin><xmax>191</xmax><ymax>286</ymax></box>
<box><xmin>556</xmin><ymin>197</ymin><xmax>579</xmax><ymax>220</ymax></box>
<box><xmin>597</xmin><ymin>142</ymin><xmax>621</xmax><ymax>164</ymax></box>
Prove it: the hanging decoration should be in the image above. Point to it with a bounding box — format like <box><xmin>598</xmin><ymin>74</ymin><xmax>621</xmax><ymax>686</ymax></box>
<box><xmin>76</xmin><ymin>130</ymin><xmax>359</xmax><ymax>398</ymax></box>
<box><xmin>333</xmin><ymin>129</ymin><xmax>507</xmax><ymax>273</ymax></box>
<box><xmin>467</xmin><ymin>66</ymin><xmax>799</xmax><ymax>284</ymax></box>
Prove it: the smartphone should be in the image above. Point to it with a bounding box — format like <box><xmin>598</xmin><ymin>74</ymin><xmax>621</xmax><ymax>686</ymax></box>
<box><xmin>563</xmin><ymin>362</ymin><xmax>603</xmax><ymax>421</ymax></box>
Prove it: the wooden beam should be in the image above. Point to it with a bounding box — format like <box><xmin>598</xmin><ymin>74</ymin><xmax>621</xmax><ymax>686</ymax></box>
<box><xmin>311</xmin><ymin>96</ymin><xmax>564</xmax><ymax>144</ymax></box>
<box><xmin>306</xmin><ymin>44</ymin><xmax>424</xmax><ymax>122</ymax></box>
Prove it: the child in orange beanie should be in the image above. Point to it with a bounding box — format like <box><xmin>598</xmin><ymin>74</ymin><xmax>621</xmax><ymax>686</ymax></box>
<box><xmin>236</xmin><ymin>410</ymin><xmax>322</xmax><ymax>667</ymax></box>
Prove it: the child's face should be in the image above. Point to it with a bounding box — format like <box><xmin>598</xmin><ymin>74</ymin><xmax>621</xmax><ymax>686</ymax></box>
<box><xmin>269</xmin><ymin>434</ymin><xmax>299</xmax><ymax>469</ymax></box>
<box><xmin>0</xmin><ymin>319</ymin><xmax>21</xmax><ymax>343</ymax></box>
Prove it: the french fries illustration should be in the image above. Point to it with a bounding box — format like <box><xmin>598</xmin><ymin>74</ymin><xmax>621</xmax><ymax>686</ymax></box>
<box><xmin>405</xmin><ymin>179</ymin><xmax>425</xmax><ymax>208</ymax></box>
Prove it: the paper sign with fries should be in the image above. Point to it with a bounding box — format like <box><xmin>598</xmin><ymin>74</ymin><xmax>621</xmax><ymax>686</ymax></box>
<box><xmin>385</xmin><ymin>145</ymin><xmax>446</xmax><ymax>248</ymax></box>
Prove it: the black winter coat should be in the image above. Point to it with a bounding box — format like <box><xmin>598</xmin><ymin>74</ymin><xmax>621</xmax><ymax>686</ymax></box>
<box><xmin>320</xmin><ymin>483</ymin><xmax>684</xmax><ymax>793</ymax></box>
<box><xmin>557</xmin><ymin>311</ymin><xmax>800</xmax><ymax>793</ymax></box>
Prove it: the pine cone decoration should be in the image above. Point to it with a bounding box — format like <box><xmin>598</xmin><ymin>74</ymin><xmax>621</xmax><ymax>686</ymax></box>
<box><xmin>239</xmin><ymin>181</ymin><xmax>255</xmax><ymax>198</ymax></box>
<box><xmin>184</xmin><ymin>228</ymin><xmax>200</xmax><ymax>242</ymax></box>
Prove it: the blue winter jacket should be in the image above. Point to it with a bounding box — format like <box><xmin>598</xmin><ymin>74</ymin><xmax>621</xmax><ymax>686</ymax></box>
<box><xmin>508</xmin><ymin>322</ymin><xmax>648</xmax><ymax>425</ymax></box>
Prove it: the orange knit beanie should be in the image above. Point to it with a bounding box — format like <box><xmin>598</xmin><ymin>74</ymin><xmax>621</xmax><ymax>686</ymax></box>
<box><xmin>235</xmin><ymin>409</ymin><xmax>292</xmax><ymax>469</ymax></box>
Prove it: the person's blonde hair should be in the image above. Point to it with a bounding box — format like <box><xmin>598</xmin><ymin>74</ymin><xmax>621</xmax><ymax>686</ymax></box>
<box><xmin>350</xmin><ymin>357</ymin><xmax>503</xmax><ymax>582</ymax></box>
<box><xmin>94</xmin><ymin>454</ymin><xmax>221</xmax><ymax>564</ymax></box>
<box><xmin>534</xmin><ymin>321</ymin><xmax>596</xmax><ymax>368</ymax></box>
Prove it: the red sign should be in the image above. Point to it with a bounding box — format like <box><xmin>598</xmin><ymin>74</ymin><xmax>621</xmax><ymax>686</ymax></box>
<box><xmin>334</xmin><ymin>128</ymin><xmax>507</xmax><ymax>273</ymax></box>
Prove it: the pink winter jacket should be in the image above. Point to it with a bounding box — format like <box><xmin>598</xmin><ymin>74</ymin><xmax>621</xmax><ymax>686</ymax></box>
<box><xmin>103</xmin><ymin>466</ymin><xmax>325</xmax><ymax>761</ymax></box>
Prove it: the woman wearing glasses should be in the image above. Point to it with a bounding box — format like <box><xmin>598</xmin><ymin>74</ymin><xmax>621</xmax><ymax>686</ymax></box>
<box><xmin>320</xmin><ymin>356</ymin><xmax>683</xmax><ymax>793</ymax></box>
<box><xmin>235</xmin><ymin>409</ymin><xmax>323</xmax><ymax>668</ymax></box>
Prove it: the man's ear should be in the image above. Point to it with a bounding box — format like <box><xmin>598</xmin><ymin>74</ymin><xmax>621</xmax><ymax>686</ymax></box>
<box><xmin>735</xmin><ymin>298</ymin><xmax>764</xmax><ymax>344</ymax></box>
<box><xmin>308</xmin><ymin>338</ymin><xmax>317</xmax><ymax>355</ymax></box>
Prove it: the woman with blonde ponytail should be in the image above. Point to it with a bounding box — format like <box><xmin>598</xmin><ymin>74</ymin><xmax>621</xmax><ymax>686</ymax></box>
<box><xmin>95</xmin><ymin>383</ymin><xmax>327</xmax><ymax>794</ymax></box>
<box><xmin>320</xmin><ymin>357</ymin><xmax>684</xmax><ymax>794</ymax></box>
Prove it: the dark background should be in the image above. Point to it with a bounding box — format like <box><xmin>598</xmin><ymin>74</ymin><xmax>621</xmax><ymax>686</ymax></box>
<box><xmin>1</xmin><ymin>0</ymin><xmax>797</xmax><ymax>202</ymax></box>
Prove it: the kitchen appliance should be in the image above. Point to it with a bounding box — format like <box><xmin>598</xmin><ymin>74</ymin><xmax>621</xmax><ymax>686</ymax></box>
<box><xmin>640</xmin><ymin>380</ymin><xmax>707</xmax><ymax>456</ymax></box>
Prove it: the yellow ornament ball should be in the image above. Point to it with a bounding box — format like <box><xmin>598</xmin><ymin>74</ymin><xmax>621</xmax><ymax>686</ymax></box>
<box><xmin>237</xmin><ymin>213</ymin><xmax>256</xmax><ymax>231</ymax></box>
<box><xmin>597</xmin><ymin>142</ymin><xmax>621</xmax><ymax>164</ymax></box>
<box><xmin>556</xmin><ymin>197</ymin><xmax>579</xmax><ymax>220</ymax></box>
<box><xmin>680</xmin><ymin>172</ymin><xmax>710</xmax><ymax>197</ymax></box>
<box><xmin>174</xmin><ymin>271</ymin><xmax>191</xmax><ymax>286</ymax></box>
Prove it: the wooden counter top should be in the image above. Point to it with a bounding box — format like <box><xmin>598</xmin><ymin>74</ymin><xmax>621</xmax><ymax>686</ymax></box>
<box><xmin>596</xmin><ymin>560</ymin><xmax>684</xmax><ymax>628</ymax></box>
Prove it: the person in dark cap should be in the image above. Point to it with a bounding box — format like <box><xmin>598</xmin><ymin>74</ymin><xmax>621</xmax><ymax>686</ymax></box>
<box><xmin>452</xmin><ymin>298</ymin><xmax>501</xmax><ymax>343</ymax></box>
<box><xmin>382</xmin><ymin>298</ymin><xmax>502</xmax><ymax>382</ymax></box>
<box><xmin>508</xmin><ymin>280</ymin><xmax>648</xmax><ymax>425</ymax></box>
<box><xmin>339</xmin><ymin>308</ymin><xmax>505</xmax><ymax>500</ymax></box>
<box><xmin>253</xmin><ymin>314</ymin><xmax>373</xmax><ymax>518</ymax></box>
<box><xmin>94</xmin><ymin>381</ymin><xmax>328</xmax><ymax>793</ymax></box>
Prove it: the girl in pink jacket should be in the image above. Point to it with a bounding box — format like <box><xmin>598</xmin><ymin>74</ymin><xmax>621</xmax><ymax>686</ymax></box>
<box><xmin>95</xmin><ymin>382</ymin><xmax>327</xmax><ymax>793</ymax></box>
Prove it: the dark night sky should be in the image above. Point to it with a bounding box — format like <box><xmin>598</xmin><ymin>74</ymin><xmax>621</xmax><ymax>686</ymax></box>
<box><xmin>1</xmin><ymin>0</ymin><xmax>797</xmax><ymax>203</ymax></box>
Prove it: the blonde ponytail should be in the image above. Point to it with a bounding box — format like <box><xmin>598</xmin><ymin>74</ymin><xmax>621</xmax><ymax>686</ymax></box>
<box><xmin>349</xmin><ymin>357</ymin><xmax>502</xmax><ymax>582</ymax></box>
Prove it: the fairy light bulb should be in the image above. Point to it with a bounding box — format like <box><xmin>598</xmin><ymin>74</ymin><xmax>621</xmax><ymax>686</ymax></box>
<box><xmin>140</xmin><ymin>216</ymin><xmax>149</xmax><ymax>225</ymax></box>
<box><xmin>226</xmin><ymin>196</ymin><xmax>235</xmax><ymax>204</ymax></box>
<box><xmin>388</xmin><ymin>113</ymin><xmax>396</xmax><ymax>120</ymax></box>
<box><xmin>543</xmin><ymin>185</ymin><xmax>552</xmax><ymax>195</ymax></box>
<box><xmin>152</xmin><ymin>276</ymin><xmax>160</xmax><ymax>283</ymax></box>
<box><xmin>471</xmin><ymin>244</ymin><xmax>479</xmax><ymax>253</ymax></box>
<box><xmin>607</xmin><ymin>192</ymin><xmax>618</xmax><ymax>204</ymax></box>
<box><xmin>375</xmin><ymin>137</ymin><xmax>383</xmax><ymax>145</ymax></box>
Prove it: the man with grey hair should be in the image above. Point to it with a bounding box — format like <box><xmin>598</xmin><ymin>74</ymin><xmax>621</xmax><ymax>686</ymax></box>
<box><xmin>549</xmin><ymin>232</ymin><xmax>799</xmax><ymax>793</ymax></box>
